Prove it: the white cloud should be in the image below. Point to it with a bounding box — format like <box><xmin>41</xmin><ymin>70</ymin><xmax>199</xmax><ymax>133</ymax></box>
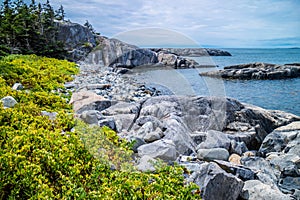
<box><xmin>36</xmin><ymin>0</ymin><xmax>300</xmax><ymax>47</ymax></box>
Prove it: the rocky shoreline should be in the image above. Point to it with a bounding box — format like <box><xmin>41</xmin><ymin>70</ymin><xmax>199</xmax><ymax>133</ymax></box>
<box><xmin>200</xmin><ymin>62</ymin><xmax>300</xmax><ymax>79</ymax></box>
<box><xmin>56</xmin><ymin>21</ymin><xmax>230</xmax><ymax>69</ymax></box>
<box><xmin>66</xmin><ymin>62</ymin><xmax>300</xmax><ymax>200</ymax></box>
<box><xmin>57</xmin><ymin>21</ymin><xmax>300</xmax><ymax>199</ymax></box>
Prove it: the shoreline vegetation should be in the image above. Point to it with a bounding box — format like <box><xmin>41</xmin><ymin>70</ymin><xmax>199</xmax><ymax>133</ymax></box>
<box><xmin>1</xmin><ymin>1</ymin><xmax>300</xmax><ymax>200</ymax></box>
<box><xmin>0</xmin><ymin>55</ymin><xmax>199</xmax><ymax>199</ymax></box>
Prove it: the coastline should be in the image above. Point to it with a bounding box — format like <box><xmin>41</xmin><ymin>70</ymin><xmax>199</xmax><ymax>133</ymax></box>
<box><xmin>67</xmin><ymin>60</ymin><xmax>300</xmax><ymax>199</ymax></box>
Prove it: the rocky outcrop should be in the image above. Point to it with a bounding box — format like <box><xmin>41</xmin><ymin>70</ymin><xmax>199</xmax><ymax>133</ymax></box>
<box><xmin>84</xmin><ymin>36</ymin><xmax>158</xmax><ymax>68</ymax></box>
<box><xmin>157</xmin><ymin>51</ymin><xmax>198</xmax><ymax>68</ymax></box>
<box><xmin>55</xmin><ymin>21</ymin><xmax>231</xmax><ymax>68</ymax></box>
<box><xmin>56</xmin><ymin>21</ymin><xmax>97</xmax><ymax>61</ymax></box>
<box><xmin>200</xmin><ymin>62</ymin><xmax>300</xmax><ymax>79</ymax></box>
<box><xmin>150</xmin><ymin>48</ymin><xmax>232</xmax><ymax>56</ymax></box>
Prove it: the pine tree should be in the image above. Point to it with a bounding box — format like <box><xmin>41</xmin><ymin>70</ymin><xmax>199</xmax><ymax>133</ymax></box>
<box><xmin>55</xmin><ymin>5</ymin><xmax>65</xmax><ymax>21</ymax></box>
<box><xmin>0</xmin><ymin>0</ymin><xmax>67</xmax><ymax>58</ymax></box>
<box><xmin>84</xmin><ymin>20</ymin><xmax>95</xmax><ymax>34</ymax></box>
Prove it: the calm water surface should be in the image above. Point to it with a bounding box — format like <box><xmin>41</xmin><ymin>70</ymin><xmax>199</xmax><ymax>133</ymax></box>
<box><xmin>133</xmin><ymin>48</ymin><xmax>300</xmax><ymax>116</ymax></box>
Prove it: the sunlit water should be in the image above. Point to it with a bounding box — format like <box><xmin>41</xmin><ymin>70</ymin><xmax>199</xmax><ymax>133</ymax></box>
<box><xmin>132</xmin><ymin>48</ymin><xmax>300</xmax><ymax>116</ymax></box>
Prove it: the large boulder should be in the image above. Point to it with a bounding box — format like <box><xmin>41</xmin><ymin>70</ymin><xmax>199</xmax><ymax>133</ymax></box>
<box><xmin>241</xmin><ymin>156</ymin><xmax>280</xmax><ymax>189</ymax></box>
<box><xmin>137</xmin><ymin>139</ymin><xmax>178</xmax><ymax>161</ymax></box>
<box><xmin>196</xmin><ymin>130</ymin><xmax>231</xmax><ymax>150</ymax></box>
<box><xmin>157</xmin><ymin>51</ymin><xmax>198</xmax><ymax>68</ymax></box>
<box><xmin>240</xmin><ymin>180</ymin><xmax>291</xmax><ymax>200</ymax></box>
<box><xmin>84</xmin><ymin>37</ymin><xmax>157</xmax><ymax>67</ymax></box>
<box><xmin>197</xmin><ymin>148</ymin><xmax>230</xmax><ymax>161</ymax></box>
<box><xmin>109</xmin><ymin>49</ymin><xmax>158</xmax><ymax>68</ymax></box>
<box><xmin>188</xmin><ymin>162</ymin><xmax>244</xmax><ymax>200</ymax></box>
<box><xmin>70</xmin><ymin>91</ymin><xmax>114</xmax><ymax>114</ymax></box>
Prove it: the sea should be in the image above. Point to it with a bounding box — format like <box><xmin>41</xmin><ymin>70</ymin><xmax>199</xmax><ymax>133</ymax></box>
<box><xmin>132</xmin><ymin>48</ymin><xmax>300</xmax><ymax>116</ymax></box>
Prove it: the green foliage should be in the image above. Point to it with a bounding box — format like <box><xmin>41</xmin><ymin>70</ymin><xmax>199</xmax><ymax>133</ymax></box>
<box><xmin>0</xmin><ymin>0</ymin><xmax>67</xmax><ymax>59</ymax></box>
<box><xmin>0</xmin><ymin>55</ymin><xmax>200</xmax><ymax>199</ymax></box>
<box><xmin>0</xmin><ymin>54</ymin><xmax>78</xmax><ymax>91</ymax></box>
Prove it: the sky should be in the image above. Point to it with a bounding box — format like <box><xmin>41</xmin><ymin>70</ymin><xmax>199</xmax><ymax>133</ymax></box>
<box><xmin>25</xmin><ymin>0</ymin><xmax>300</xmax><ymax>47</ymax></box>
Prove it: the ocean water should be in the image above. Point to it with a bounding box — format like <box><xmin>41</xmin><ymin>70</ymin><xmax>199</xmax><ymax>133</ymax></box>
<box><xmin>132</xmin><ymin>48</ymin><xmax>300</xmax><ymax>116</ymax></box>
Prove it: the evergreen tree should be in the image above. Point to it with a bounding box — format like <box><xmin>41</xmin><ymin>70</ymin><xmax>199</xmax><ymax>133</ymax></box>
<box><xmin>0</xmin><ymin>0</ymin><xmax>67</xmax><ymax>58</ymax></box>
<box><xmin>84</xmin><ymin>20</ymin><xmax>95</xmax><ymax>34</ymax></box>
<box><xmin>55</xmin><ymin>5</ymin><xmax>65</xmax><ymax>21</ymax></box>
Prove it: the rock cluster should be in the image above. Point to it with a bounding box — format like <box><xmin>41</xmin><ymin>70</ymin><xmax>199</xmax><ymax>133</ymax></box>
<box><xmin>69</xmin><ymin>65</ymin><xmax>300</xmax><ymax>199</ymax></box>
<box><xmin>200</xmin><ymin>62</ymin><xmax>300</xmax><ymax>80</ymax></box>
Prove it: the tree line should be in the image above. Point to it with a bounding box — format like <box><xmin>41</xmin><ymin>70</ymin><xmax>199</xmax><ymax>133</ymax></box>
<box><xmin>0</xmin><ymin>0</ymin><xmax>67</xmax><ymax>59</ymax></box>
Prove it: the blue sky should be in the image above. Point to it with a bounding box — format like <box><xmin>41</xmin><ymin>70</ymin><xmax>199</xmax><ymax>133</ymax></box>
<box><xmin>34</xmin><ymin>0</ymin><xmax>300</xmax><ymax>47</ymax></box>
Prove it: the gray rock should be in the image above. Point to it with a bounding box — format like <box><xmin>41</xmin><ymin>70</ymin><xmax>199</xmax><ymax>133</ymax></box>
<box><xmin>1</xmin><ymin>96</ymin><xmax>18</xmax><ymax>108</ymax></box>
<box><xmin>241</xmin><ymin>156</ymin><xmax>280</xmax><ymax>189</ymax></box>
<box><xmin>113</xmin><ymin>114</ymin><xmax>136</xmax><ymax>132</ymax></box>
<box><xmin>214</xmin><ymin>160</ymin><xmax>256</xmax><ymax>181</ymax></box>
<box><xmin>197</xmin><ymin>148</ymin><xmax>229</xmax><ymax>161</ymax></box>
<box><xmin>136</xmin><ymin>121</ymin><xmax>154</xmax><ymax>137</ymax></box>
<box><xmin>85</xmin><ymin>36</ymin><xmax>158</xmax><ymax>68</ymax></box>
<box><xmin>12</xmin><ymin>83</ymin><xmax>23</xmax><ymax>90</ymax></box>
<box><xmin>64</xmin><ymin>82</ymin><xmax>76</xmax><ymax>89</ymax></box>
<box><xmin>197</xmin><ymin>130</ymin><xmax>231</xmax><ymax>150</ymax></box>
<box><xmin>267</xmin><ymin>153</ymin><xmax>300</xmax><ymax>177</ymax></box>
<box><xmin>230</xmin><ymin>140</ymin><xmax>249</xmax><ymax>155</ymax></box>
<box><xmin>190</xmin><ymin>132</ymin><xmax>206</xmax><ymax>145</ymax></box>
<box><xmin>143</xmin><ymin>127</ymin><xmax>163</xmax><ymax>143</ymax></box>
<box><xmin>136</xmin><ymin>155</ymin><xmax>157</xmax><ymax>172</ymax></box>
<box><xmin>98</xmin><ymin>118</ymin><xmax>116</xmax><ymax>130</ymax></box>
<box><xmin>137</xmin><ymin>139</ymin><xmax>178</xmax><ymax>161</ymax></box>
<box><xmin>80</xmin><ymin>110</ymin><xmax>102</xmax><ymax>124</ymax></box>
<box><xmin>179</xmin><ymin>162</ymin><xmax>203</xmax><ymax>173</ymax></box>
<box><xmin>240</xmin><ymin>180</ymin><xmax>291</xmax><ymax>200</ymax></box>
<box><xmin>188</xmin><ymin>162</ymin><xmax>243</xmax><ymax>200</ymax></box>
<box><xmin>157</xmin><ymin>51</ymin><xmax>177</xmax><ymax>66</ymax></box>
<box><xmin>126</xmin><ymin>136</ymin><xmax>146</xmax><ymax>153</ymax></box>
<box><xmin>279</xmin><ymin>176</ymin><xmax>300</xmax><ymax>196</ymax></box>
<box><xmin>56</xmin><ymin>21</ymin><xmax>96</xmax><ymax>61</ymax></box>
<box><xmin>200</xmin><ymin>62</ymin><xmax>300</xmax><ymax>80</ymax></box>
<box><xmin>162</xmin><ymin>116</ymin><xmax>196</xmax><ymax>155</ymax></box>
<box><xmin>41</xmin><ymin>111</ymin><xmax>58</xmax><ymax>120</ymax></box>
<box><xmin>259</xmin><ymin>131</ymin><xmax>287</xmax><ymax>156</ymax></box>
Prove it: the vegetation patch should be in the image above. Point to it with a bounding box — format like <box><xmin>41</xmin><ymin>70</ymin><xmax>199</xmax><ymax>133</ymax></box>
<box><xmin>0</xmin><ymin>55</ymin><xmax>200</xmax><ymax>199</ymax></box>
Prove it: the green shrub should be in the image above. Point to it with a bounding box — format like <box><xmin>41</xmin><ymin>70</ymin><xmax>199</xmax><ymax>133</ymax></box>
<box><xmin>0</xmin><ymin>55</ymin><xmax>200</xmax><ymax>199</ymax></box>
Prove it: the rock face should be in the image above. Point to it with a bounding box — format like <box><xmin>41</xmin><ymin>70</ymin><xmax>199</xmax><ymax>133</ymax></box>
<box><xmin>200</xmin><ymin>62</ymin><xmax>300</xmax><ymax>79</ymax></box>
<box><xmin>56</xmin><ymin>21</ymin><xmax>97</xmax><ymax>61</ymax></box>
<box><xmin>108</xmin><ymin>48</ymin><xmax>158</xmax><ymax>68</ymax></box>
<box><xmin>150</xmin><ymin>48</ymin><xmax>232</xmax><ymax>56</ymax></box>
<box><xmin>188</xmin><ymin>162</ymin><xmax>244</xmax><ymax>200</ymax></box>
<box><xmin>84</xmin><ymin>37</ymin><xmax>158</xmax><ymax>67</ymax></box>
<box><xmin>240</xmin><ymin>180</ymin><xmax>291</xmax><ymax>200</ymax></box>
